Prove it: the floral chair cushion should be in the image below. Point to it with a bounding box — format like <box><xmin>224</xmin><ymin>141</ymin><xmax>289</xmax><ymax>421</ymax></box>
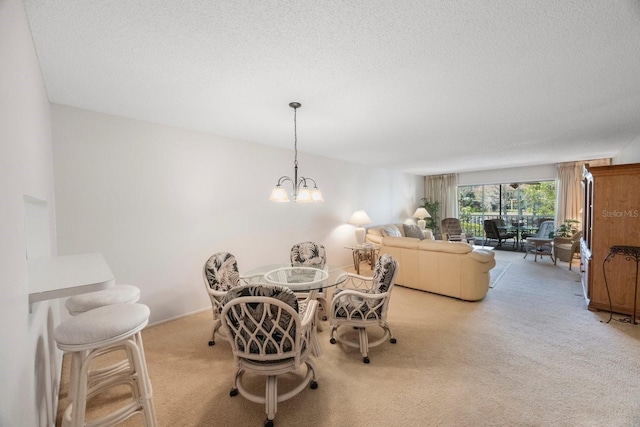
<box><xmin>332</xmin><ymin>254</ymin><xmax>397</xmax><ymax>320</ymax></box>
<box><xmin>290</xmin><ymin>242</ymin><xmax>326</xmax><ymax>268</ymax></box>
<box><xmin>222</xmin><ymin>284</ymin><xmax>299</xmax><ymax>311</ymax></box>
<box><xmin>222</xmin><ymin>284</ymin><xmax>299</xmax><ymax>354</ymax></box>
<box><xmin>204</xmin><ymin>252</ymin><xmax>240</xmax><ymax>292</ymax></box>
<box><xmin>372</xmin><ymin>253</ymin><xmax>396</xmax><ymax>293</ymax></box>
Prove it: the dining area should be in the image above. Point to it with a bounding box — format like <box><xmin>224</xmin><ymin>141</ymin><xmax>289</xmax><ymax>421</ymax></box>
<box><xmin>201</xmin><ymin>243</ymin><xmax>399</xmax><ymax>426</ymax></box>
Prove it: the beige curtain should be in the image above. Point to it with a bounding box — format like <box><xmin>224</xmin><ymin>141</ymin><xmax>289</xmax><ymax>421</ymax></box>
<box><xmin>556</xmin><ymin>158</ymin><xmax>611</xmax><ymax>228</ymax></box>
<box><xmin>424</xmin><ymin>173</ymin><xmax>458</xmax><ymax>221</ymax></box>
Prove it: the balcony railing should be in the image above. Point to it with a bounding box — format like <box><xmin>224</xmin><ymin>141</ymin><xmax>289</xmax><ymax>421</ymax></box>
<box><xmin>458</xmin><ymin>214</ymin><xmax>554</xmax><ymax>240</ymax></box>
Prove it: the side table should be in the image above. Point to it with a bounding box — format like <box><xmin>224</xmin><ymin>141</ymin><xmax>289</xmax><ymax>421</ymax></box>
<box><xmin>345</xmin><ymin>244</ymin><xmax>379</xmax><ymax>275</ymax></box>
<box><xmin>523</xmin><ymin>238</ymin><xmax>554</xmax><ymax>262</ymax></box>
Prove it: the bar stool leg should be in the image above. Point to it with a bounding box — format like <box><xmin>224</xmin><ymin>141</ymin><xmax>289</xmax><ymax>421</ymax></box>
<box><xmin>55</xmin><ymin>303</ymin><xmax>156</xmax><ymax>427</ymax></box>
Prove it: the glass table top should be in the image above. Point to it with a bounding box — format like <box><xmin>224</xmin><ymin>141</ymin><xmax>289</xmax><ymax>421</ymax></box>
<box><xmin>243</xmin><ymin>264</ymin><xmax>346</xmax><ymax>291</ymax></box>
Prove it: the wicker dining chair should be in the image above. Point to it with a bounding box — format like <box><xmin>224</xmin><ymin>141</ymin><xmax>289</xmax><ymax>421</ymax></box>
<box><xmin>329</xmin><ymin>254</ymin><xmax>399</xmax><ymax>363</ymax></box>
<box><xmin>221</xmin><ymin>284</ymin><xmax>319</xmax><ymax>427</ymax></box>
<box><xmin>202</xmin><ymin>252</ymin><xmax>241</xmax><ymax>346</ymax></box>
<box><xmin>290</xmin><ymin>242</ymin><xmax>329</xmax><ymax>320</ymax></box>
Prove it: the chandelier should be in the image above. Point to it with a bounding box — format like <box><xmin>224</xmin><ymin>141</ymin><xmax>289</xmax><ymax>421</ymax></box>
<box><xmin>269</xmin><ymin>102</ymin><xmax>324</xmax><ymax>203</ymax></box>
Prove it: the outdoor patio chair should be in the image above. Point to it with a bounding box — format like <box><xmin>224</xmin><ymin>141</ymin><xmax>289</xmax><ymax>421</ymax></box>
<box><xmin>523</xmin><ymin>220</ymin><xmax>555</xmax><ymax>262</ymax></box>
<box><xmin>483</xmin><ymin>219</ymin><xmax>516</xmax><ymax>248</ymax></box>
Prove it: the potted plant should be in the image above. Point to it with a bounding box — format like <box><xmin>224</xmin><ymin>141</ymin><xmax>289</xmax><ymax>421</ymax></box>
<box><xmin>552</xmin><ymin>219</ymin><xmax>580</xmax><ymax>238</ymax></box>
<box><xmin>419</xmin><ymin>198</ymin><xmax>440</xmax><ymax>237</ymax></box>
<box><xmin>552</xmin><ymin>219</ymin><xmax>581</xmax><ymax>264</ymax></box>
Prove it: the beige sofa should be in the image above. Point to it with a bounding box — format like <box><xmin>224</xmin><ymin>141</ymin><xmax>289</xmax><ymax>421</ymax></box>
<box><xmin>378</xmin><ymin>234</ymin><xmax>496</xmax><ymax>301</ymax></box>
<box><xmin>365</xmin><ymin>223</ymin><xmax>435</xmax><ymax>245</ymax></box>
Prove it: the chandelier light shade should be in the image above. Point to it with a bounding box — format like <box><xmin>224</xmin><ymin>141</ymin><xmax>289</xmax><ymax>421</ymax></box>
<box><xmin>413</xmin><ymin>207</ymin><xmax>431</xmax><ymax>229</ymax></box>
<box><xmin>348</xmin><ymin>210</ymin><xmax>372</xmax><ymax>245</ymax></box>
<box><xmin>269</xmin><ymin>102</ymin><xmax>323</xmax><ymax>203</ymax></box>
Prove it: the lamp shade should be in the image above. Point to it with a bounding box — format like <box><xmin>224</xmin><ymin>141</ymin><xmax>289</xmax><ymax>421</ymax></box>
<box><xmin>348</xmin><ymin>210</ymin><xmax>372</xmax><ymax>226</ymax></box>
<box><xmin>413</xmin><ymin>207</ymin><xmax>430</xmax><ymax>219</ymax></box>
<box><xmin>311</xmin><ymin>188</ymin><xmax>324</xmax><ymax>201</ymax></box>
<box><xmin>296</xmin><ymin>187</ymin><xmax>312</xmax><ymax>202</ymax></box>
<box><xmin>269</xmin><ymin>186</ymin><xmax>290</xmax><ymax>202</ymax></box>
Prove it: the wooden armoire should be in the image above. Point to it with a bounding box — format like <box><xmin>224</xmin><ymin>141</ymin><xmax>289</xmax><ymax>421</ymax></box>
<box><xmin>581</xmin><ymin>163</ymin><xmax>640</xmax><ymax>316</ymax></box>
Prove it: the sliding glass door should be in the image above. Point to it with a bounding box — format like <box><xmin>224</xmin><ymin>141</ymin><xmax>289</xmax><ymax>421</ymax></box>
<box><xmin>458</xmin><ymin>181</ymin><xmax>556</xmax><ymax>238</ymax></box>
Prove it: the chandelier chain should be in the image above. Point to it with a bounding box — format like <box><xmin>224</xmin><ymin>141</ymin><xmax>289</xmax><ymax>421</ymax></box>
<box><xmin>293</xmin><ymin>105</ymin><xmax>298</xmax><ymax>169</ymax></box>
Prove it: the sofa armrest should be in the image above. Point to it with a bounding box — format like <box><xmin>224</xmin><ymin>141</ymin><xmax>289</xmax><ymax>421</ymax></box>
<box><xmin>366</xmin><ymin>233</ymin><xmax>383</xmax><ymax>245</ymax></box>
<box><xmin>468</xmin><ymin>249</ymin><xmax>496</xmax><ymax>263</ymax></box>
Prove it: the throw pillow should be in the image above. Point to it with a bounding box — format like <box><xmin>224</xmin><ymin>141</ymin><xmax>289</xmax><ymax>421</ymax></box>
<box><xmin>403</xmin><ymin>224</ymin><xmax>425</xmax><ymax>240</ymax></box>
<box><xmin>382</xmin><ymin>225</ymin><xmax>402</xmax><ymax>237</ymax></box>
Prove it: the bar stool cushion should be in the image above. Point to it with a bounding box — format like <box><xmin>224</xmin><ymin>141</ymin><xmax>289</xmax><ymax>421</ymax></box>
<box><xmin>55</xmin><ymin>303</ymin><xmax>150</xmax><ymax>349</ymax></box>
<box><xmin>65</xmin><ymin>285</ymin><xmax>141</xmax><ymax>315</ymax></box>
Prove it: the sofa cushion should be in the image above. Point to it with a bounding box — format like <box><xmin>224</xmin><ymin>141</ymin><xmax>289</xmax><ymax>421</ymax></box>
<box><xmin>423</xmin><ymin>229</ymin><xmax>435</xmax><ymax>240</ymax></box>
<box><xmin>403</xmin><ymin>224</ymin><xmax>425</xmax><ymax>239</ymax></box>
<box><xmin>382</xmin><ymin>236</ymin><xmax>420</xmax><ymax>249</ymax></box>
<box><xmin>382</xmin><ymin>224</ymin><xmax>402</xmax><ymax>237</ymax></box>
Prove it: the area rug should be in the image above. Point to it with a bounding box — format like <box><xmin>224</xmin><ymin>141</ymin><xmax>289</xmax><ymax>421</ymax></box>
<box><xmin>489</xmin><ymin>260</ymin><xmax>511</xmax><ymax>288</ymax></box>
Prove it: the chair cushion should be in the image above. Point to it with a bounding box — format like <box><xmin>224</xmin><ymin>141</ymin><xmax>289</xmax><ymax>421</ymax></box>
<box><xmin>222</xmin><ymin>284</ymin><xmax>299</xmax><ymax>311</ymax></box>
<box><xmin>333</xmin><ymin>297</ymin><xmax>384</xmax><ymax>320</ymax></box>
<box><xmin>223</xmin><ymin>284</ymin><xmax>298</xmax><ymax>354</ymax></box>
<box><xmin>65</xmin><ymin>285</ymin><xmax>140</xmax><ymax>315</ymax></box>
<box><xmin>537</xmin><ymin>221</ymin><xmax>555</xmax><ymax>239</ymax></box>
<box><xmin>54</xmin><ymin>303</ymin><xmax>150</xmax><ymax>347</ymax></box>
<box><xmin>403</xmin><ymin>224</ymin><xmax>425</xmax><ymax>239</ymax></box>
<box><xmin>373</xmin><ymin>254</ymin><xmax>396</xmax><ymax>293</ymax></box>
<box><xmin>290</xmin><ymin>242</ymin><xmax>326</xmax><ymax>268</ymax></box>
<box><xmin>205</xmin><ymin>252</ymin><xmax>240</xmax><ymax>291</ymax></box>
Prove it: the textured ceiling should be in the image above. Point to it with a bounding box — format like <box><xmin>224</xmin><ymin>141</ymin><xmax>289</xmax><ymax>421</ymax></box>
<box><xmin>23</xmin><ymin>0</ymin><xmax>640</xmax><ymax>175</ymax></box>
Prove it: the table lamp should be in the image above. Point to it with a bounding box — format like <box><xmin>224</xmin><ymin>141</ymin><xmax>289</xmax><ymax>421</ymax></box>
<box><xmin>413</xmin><ymin>207</ymin><xmax>431</xmax><ymax>229</ymax></box>
<box><xmin>348</xmin><ymin>210</ymin><xmax>372</xmax><ymax>245</ymax></box>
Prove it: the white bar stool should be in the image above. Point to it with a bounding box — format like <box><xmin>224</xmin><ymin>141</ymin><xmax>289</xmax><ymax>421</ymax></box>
<box><xmin>54</xmin><ymin>303</ymin><xmax>157</xmax><ymax>427</ymax></box>
<box><xmin>65</xmin><ymin>285</ymin><xmax>141</xmax><ymax>315</ymax></box>
<box><xmin>64</xmin><ymin>285</ymin><xmax>142</xmax><ymax>403</ymax></box>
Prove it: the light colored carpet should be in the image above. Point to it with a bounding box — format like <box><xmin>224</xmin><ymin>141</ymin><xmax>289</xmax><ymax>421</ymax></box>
<box><xmin>490</xmin><ymin>260</ymin><xmax>511</xmax><ymax>288</ymax></box>
<box><xmin>56</xmin><ymin>251</ymin><xmax>640</xmax><ymax>426</ymax></box>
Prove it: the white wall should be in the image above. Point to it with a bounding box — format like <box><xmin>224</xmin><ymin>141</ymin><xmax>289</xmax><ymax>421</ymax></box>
<box><xmin>456</xmin><ymin>138</ymin><xmax>640</xmax><ymax>187</ymax></box>
<box><xmin>613</xmin><ymin>136</ymin><xmax>640</xmax><ymax>164</ymax></box>
<box><xmin>458</xmin><ymin>164</ymin><xmax>557</xmax><ymax>186</ymax></box>
<box><xmin>51</xmin><ymin>105</ymin><xmax>424</xmax><ymax>324</ymax></box>
<box><xmin>0</xmin><ymin>0</ymin><xmax>59</xmax><ymax>425</ymax></box>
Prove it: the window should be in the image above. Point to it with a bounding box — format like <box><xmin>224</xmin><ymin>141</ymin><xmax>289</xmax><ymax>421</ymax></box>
<box><xmin>457</xmin><ymin>182</ymin><xmax>556</xmax><ymax>237</ymax></box>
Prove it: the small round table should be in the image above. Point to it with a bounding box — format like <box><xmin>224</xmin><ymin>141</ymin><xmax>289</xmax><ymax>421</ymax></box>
<box><xmin>243</xmin><ymin>264</ymin><xmax>346</xmax><ymax>336</ymax></box>
<box><xmin>344</xmin><ymin>244</ymin><xmax>378</xmax><ymax>274</ymax></box>
<box><xmin>263</xmin><ymin>266</ymin><xmax>330</xmax><ymax>295</ymax></box>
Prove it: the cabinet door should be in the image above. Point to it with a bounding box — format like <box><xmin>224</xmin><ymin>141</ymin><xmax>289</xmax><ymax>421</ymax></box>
<box><xmin>580</xmin><ymin>245</ymin><xmax>590</xmax><ymax>302</ymax></box>
<box><xmin>588</xmin><ymin>170</ymin><xmax>640</xmax><ymax>316</ymax></box>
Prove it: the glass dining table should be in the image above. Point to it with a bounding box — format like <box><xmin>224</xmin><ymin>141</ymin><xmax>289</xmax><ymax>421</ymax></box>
<box><xmin>497</xmin><ymin>224</ymin><xmax>537</xmax><ymax>251</ymax></box>
<box><xmin>242</xmin><ymin>264</ymin><xmax>346</xmax><ymax>294</ymax></box>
